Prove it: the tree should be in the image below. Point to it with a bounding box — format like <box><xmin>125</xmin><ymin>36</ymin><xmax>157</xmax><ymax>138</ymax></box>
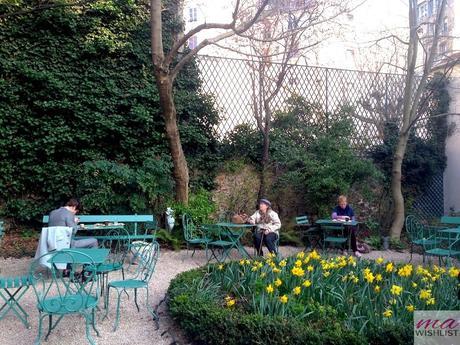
<box><xmin>150</xmin><ymin>0</ymin><xmax>271</xmax><ymax>203</ymax></box>
<box><xmin>389</xmin><ymin>0</ymin><xmax>448</xmax><ymax>238</ymax></box>
<box><xmin>214</xmin><ymin>0</ymin><xmax>354</xmax><ymax>198</ymax></box>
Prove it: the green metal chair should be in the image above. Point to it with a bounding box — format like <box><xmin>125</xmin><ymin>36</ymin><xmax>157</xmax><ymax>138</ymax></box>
<box><xmin>203</xmin><ymin>224</ymin><xmax>235</xmax><ymax>262</ymax></box>
<box><xmin>97</xmin><ymin>228</ymin><xmax>131</xmax><ymax>296</ymax></box>
<box><xmin>322</xmin><ymin>223</ymin><xmax>347</xmax><ymax>252</ymax></box>
<box><xmin>422</xmin><ymin>227</ymin><xmax>460</xmax><ymax>266</ymax></box>
<box><xmin>405</xmin><ymin>215</ymin><xmax>437</xmax><ymax>263</ymax></box>
<box><xmin>104</xmin><ymin>241</ymin><xmax>160</xmax><ymax>331</ymax></box>
<box><xmin>182</xmin><ymin>214</ymin><xmax>210</xmax><ymax>257</ymax></box>
<box><xmin>29</xmin><ymin>250</ymin><xmax>100</xmax><ymax>345</ymax></box>
<box><xmin>295</xmin><ymin>215</ymin><xmax>320</xmax><ymax>250</ymax></box>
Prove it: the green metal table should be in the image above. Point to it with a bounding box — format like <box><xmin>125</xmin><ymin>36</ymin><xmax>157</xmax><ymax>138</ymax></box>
<box><xmin>215</xmin><ymin>223</ymin><xmax>254</xmax><ymax>259</ymax></box>
<box><xmin>425</xmin><ymin>227</ymin><xmax>460</xmax><ymax>265</ymax></box>
<box><xmin>315</xmin><ymin>219</ymin><xmax>359</xmax><ymax>253</ymax></box>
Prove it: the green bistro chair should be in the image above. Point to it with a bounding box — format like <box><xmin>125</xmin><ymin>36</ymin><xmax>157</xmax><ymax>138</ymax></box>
<box><xmin>30</xmin><ymin>250</ymin><xmax>100</xmax><ymax>345</ymax></box>
<box><xmin>322</xmin><ymin>223</ymin><xmax>347</xmax><ymax>252</ymax></box>
<box><xmin>422</xmin><ymin>226</ymin><xmax>460</xmax><ymax>266</ymax></box>
<box><xmin>104</xmin><ymin>241</ymin><xmax>160</xmax><ymax>332</ymax></box>
<box><xmin>0</xmin><ymin>275</ymin><xmax>33</xmax><ymax>328</ymax></box>
<box><xmin>203</xmin><ymin>224</ymin><xmax>235</xmax><ymax>262</ymax></box>
<box><xmin>295</xmin><ymin>215</ymin><xmax>320</xmax><ymax>250</ymax></box>
<box><xmin>182</xmin><ymin>214</ymin><xmax>211</xmax><ymax>257</ymax></box>
<box><xmin>97</xmin><ymin>229</ymin><xmax>131</xmax><ymax>296</ymax></box>
<box><xmin>405</xmin><ymin>215</ymin><xmax>437</xmax><ymax>263</ymax></box>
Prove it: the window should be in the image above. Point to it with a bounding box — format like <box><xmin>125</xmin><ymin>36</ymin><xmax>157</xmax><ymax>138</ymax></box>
<box><xmin>428</xmin><ymin>0</ymin><xmax>433</xmax><ymax>16</ymax></box>
<box><xmin>189</xmin><ymin>7</ymin><xmax>197</xmax><ymax>22</ymax></box>
<box><xmin>418</xmin><ymin>2</ymin><xmax>427</xmax><ymax>19</ymax></box>
<box><xmin>439</xmin><ymin>42</ymin><xmax>447</xmax><ymax>54</ymax></box>
<box><xmin>443</xmin><ymin>17</ymin><xmax>448</xmax><ymax>33</ymax></box>
<box><xmin>188</xmin><ymin>36</ymin><xmax>197</xmax><ymax>49</ymax></box>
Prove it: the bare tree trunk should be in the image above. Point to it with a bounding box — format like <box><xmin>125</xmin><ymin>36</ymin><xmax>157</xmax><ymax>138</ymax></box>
<box><xmin>390</xmin><ymin>132</ymin><xmax>409</xmax><ymax>238</ymax></box>
<box><xmin>258</xmin><ymin>131</ymin><xmax>270</xmax><ymax>199</ymax></box>
<box><xmin>155</xmin><ymin>73</ymin><xmax>189</xmax><ymax>203</ymax></box>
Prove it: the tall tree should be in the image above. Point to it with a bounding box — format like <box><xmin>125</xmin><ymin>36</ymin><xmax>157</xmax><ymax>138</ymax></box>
<box><xmin>150</xmin><ymin>0</ymin><xmax>270</xmax><ymax>203</ymax></box>
<box><xmin>389</xmin><ymin>0</ymin><xmax>448</xmax><ymax>238</ymax></box>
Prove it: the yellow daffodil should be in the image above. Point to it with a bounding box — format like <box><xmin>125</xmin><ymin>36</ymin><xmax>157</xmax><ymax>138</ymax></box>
<box><xmin>302</xmin><ymin>280</ymin><xmax>312</xmax><ymax>288</ymax></box>
<box><xmin>217</xmin><ymin>264</ymin><xmax>224</xmax><ymax>270</ymax></box>
<box><xmin>398</xmin><ymin>264</ymin><xmax>413</xmax><ymax>277</ymax></box>
<box><xmin>427</xmin><ymin>297</ymin><xmax>436</xmax><ymax>305</ymax></box>
<box><xmin>323</xmin><ymin>271</ymin><xmax>330</xmax><ymax>278</ymax></box>
<box><xmin>291</xmin><ymin>266</ymin><xmax>305</xmax><ymax>277</ymax></box>
<box><xmin>419</xmin><ymin>289</ymin><xmax>432</xmax><ymax>300</ymax></box>
<box><xmin>385</xmin><ymin>262</ymin><xmax>394</xmax><ymax>273</ymax></box>
<box><xmin>364</xmin><ymin>271</ymin><xmax>375</xmax><ymax>284</ymax></box>
<box><xmin>273</xmin><ymin>267</ymin><xmax>281</xmax><ymax>274</ymax></box>
<box><xmin>293</xmin><ymin>286</ymin><xmax>301</xmax><ymax>295</ymax></box>
<box><xmin>309</xmin><ymin>250</ymin><xmax>321</xmax><ymax>260</ymax></box>
<box><xmin>375</xmin><ymin>274</ymin><xmax>383</xmax><ymax>282</ymax></box>
<box><xmin>294</xmin><ymin>260</ymin><xmax>303</xmax><ymax>267</ymax></box>
<box><xmin>279</xmin><ymin>295</ymin><xmax>288</xmax><ymax>304</ymax></box>
<box><xmin>239</xmin><ymin>259</ymin><xmax>245</xmax><ymax>265</ymax></box>
<box><xmin>279</xmin><ymin>260</ymin><xmax>287</xmax><ymax>267</ymax></box>
<box><xmin>383</xmin><ymin>309</ymin><xmax>393</xmax><ymax>318</ymax></box>
<box><xmin>303</xmin><ymin>257</ymin><xmax>311</xmax><ymax>264</ymax></box>
<box><xmin>296</xmin><ymin>252</ymin><xmax>305</xmax><ymax>259</ymax></box>
<box><xmin>412</xmin><ymin>282</ymin><xmax>418</xmax><ymax>288</ymax></box>
<box><xmin>390</xmin><ymin>284</ymin><xmax>403</xmax><ymax>296</ymax></box>
<box><xmin>406</xmin><ymin>305</ymin><xmax>415</xmax><ymax>312</ymax></box>
<box><xmin>389</xmin><ymin>298</ymin><xmax>397</xmax><ymax>305</ymax></box>
<box><xmin>260</xmin><ymin>272</ymin><xmax>266</xmax><ymax>278</ymax></box>
<box><xmin>374</xmin><ymin>285</ymin><xmax>381</xmax><ymax>293</ymax></box>
<box><xmin>226</xmin><ymin>299</ymin><xmax>236</xmax><ymax>307</ymax></box>
<box><xmin>307</xmin><ymin>265</ymin><xmax>314</xmax><ymax>272</ymax></box>
<box><xmin>266</xmin><ymin>284</ymin><xmax>274</xmax><ymax>294</ymax></box>
<box><xmin>245</xmin><ymin>259</ymin><xmax>251</xmax><ymax>265</ymax></box>
<box><xmin>274</xmin><ymin>278</ymin><xmax>282</xmax><ymax>287</ymax></box>
<box><xmin>376</xmin><ymin>257</ymin><xmax>384</xmax><ymax>265</ymax></box>
<box><xmin>352</xmin><ymin>277</ymin><xmax>359</xmax><ymax>284</ymax></box>
<box><xmin>448</xmin><ymin>267</ymin><xmax>460</xmax><ymax>278</ymax></box>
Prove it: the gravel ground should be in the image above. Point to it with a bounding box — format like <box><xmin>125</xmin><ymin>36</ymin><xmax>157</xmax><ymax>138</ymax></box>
<box><xmin>0</xmin><ymin>247</ymin><xmax>448</xmax><ymax>345</ymax></box>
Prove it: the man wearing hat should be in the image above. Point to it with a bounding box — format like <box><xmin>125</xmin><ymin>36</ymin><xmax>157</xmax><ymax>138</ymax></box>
<box><xmin>247</xmin><ymin>199</ymin><xmax>281</xmax><ymax>256</ymax></box>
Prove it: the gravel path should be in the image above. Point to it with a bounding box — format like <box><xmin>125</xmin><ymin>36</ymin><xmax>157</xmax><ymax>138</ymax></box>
<box><xmin>0</xmin><ymin>247</ymin><xmax>444</xmax><ymax>345</ymax></box>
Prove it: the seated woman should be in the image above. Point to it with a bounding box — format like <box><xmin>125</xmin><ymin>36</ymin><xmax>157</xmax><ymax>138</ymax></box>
<box><xmin>331</xmin><ymin>195</ymin><xmax>361</xmax><ymax>257</ymax></box>
<box><xmin>247</xmin><ymin>199</ymin><xmax>281</xmax><ymax>256</ymax></box>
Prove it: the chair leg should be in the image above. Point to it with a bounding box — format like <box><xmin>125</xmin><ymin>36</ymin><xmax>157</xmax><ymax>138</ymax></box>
<box><xmin>83</xmin><ymin>312</ymin><xmax>96</xmax><ymax>345</ymax></box>
<box><xmin>34</xmin><ymin>312</ymin><xmax>44</xmax><ymax>345</ymax></box>
<box><xmin>134</xmin><ymin>288</ymin><xmax>140</xmax><ymax>312</ymax></box>
<box><xmin>45</xmin><ymin>315</ymin><xmax>52</xmax><ymax>341</ymax></box>
<box><xmin>91</xmin><ymin>309</ymin><xmax>100</xmax><ymax>337</ymax></box>
<box><xmin>113</xmin><ymin>289</ymin><xmax>122</xmax><ymax>332</ymax></box>
<box><xmin>103</xmin><ymin>286</ymin><xmax>111</xmax><ymax>318</ymax></box>
<box><xmin>409</xmin><ymin>243</ymin><xmax>413</xmax><ymax>263</ymax></box>
<box><xmin>145</xmin><ymin>287</ymin><xmax>159</xmax><ymax>330</ymax></box>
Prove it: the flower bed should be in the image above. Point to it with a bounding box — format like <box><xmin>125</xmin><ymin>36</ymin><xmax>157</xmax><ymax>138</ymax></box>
<box><xmin>168</xmin><ymin>251</ymin><xmax>459</xmax><ymax>345</ymax></box>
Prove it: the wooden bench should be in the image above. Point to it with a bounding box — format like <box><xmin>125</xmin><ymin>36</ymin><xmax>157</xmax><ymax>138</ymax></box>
<box><xmin>42</xmin><ymin>214</ymin><xmax>157</xmax><ymax>241</ymax></box>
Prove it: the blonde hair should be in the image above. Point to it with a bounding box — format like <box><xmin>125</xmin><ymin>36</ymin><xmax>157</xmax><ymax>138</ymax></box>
<box><xmin>337</xmin><ymin>195</ymin><xmax>347</xmax><ymax>203</ymax></box>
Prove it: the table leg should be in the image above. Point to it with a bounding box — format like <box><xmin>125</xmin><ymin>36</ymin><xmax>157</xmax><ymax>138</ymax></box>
<box><xmin>0</xmin><ymin>286</ymin><xmax>30</xmax><ymax>328</ymax></box>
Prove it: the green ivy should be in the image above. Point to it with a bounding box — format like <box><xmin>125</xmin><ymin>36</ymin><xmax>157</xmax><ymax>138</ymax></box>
<box><xmin>0</xmin><ymin>0</ymin><xmax>220</xmax><ymax>222</ymax></box>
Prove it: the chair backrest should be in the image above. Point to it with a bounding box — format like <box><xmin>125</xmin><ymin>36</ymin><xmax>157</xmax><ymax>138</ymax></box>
<box><xmin>405</xmin><ymin>215</ymin><xmax>424</xmax><ymax>241</ymax></box>
<box><xmin>182</xmin><ymin>214</ymin><xmax>201</xmax><ymax>241</ymax></box>
<box><xmin>99</xmin><ymin>228</ymin><xmax>131</xmax><ymax>266</ymax></box>
<box><xmin>29</xmin><ymin>250</ymin><xmax>99</xmax><ymax>313</ymax></box>
<box><xmin>295</xmin><ymin>216</ymin><xmax>309</xmax><ymax>225</ymax></box>
<box><xmin>440</xmin><ymin>216</ymin><xmax>460</xmax><ymax>226</ymax></box>
<box><xmin>128</xmin><ymin>241</ymin><xmax>160</xmax><ymax>283</ymax></box>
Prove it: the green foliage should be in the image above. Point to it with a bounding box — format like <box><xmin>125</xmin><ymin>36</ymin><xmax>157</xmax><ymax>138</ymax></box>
<box><xmin>155</xmin><ymin>228</ymin><xmax>182</xmax><ymax>250</ymax></box>
<box><xmin>365</xmin><ymin>235</ymin><xmax>382</xmax><ymax>250</ymax></box>
<box><xmin>173</xmin><ymin>188</ymin><xmax>217</xmax><ymax>224</ymax></box>
<box><xmin>168</xmin><ymin>257</ymin><xmax>436</xmax><ymax>345</ymax></box>
<box><xmin>0</xmin><ymin>0</ymin><xmax>220</xmax><ymax>222</ymax></box>
<box><xmin>168</xmin><ymin>268</ymin><xmax>366</xmax><ymax>345</ymax></box>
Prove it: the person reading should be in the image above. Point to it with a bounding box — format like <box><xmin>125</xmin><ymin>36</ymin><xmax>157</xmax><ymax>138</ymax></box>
<box><xmin>331</xmin><ymin>195</ymin><xmax>361</xmax><ymax>257</ymax></box>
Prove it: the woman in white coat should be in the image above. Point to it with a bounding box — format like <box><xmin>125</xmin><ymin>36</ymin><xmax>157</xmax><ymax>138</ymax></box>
<box><xmin>247</xmin><ymin>199</ymin><xmax>281</xmax><ymax>256</ymax></box>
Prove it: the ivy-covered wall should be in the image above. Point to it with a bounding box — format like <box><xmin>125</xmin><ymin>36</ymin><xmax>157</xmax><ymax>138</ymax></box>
<box><xmin>0</xmin><ymin>0</ymin><xmax>219</xmax><ymax>221</ymax></box>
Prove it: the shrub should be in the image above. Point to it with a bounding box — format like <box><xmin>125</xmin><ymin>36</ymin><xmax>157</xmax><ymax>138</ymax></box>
<box><xmin>168</xmin><ymin>252</ymin><xmax>459</xmax><ymax>345</ymax></box>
